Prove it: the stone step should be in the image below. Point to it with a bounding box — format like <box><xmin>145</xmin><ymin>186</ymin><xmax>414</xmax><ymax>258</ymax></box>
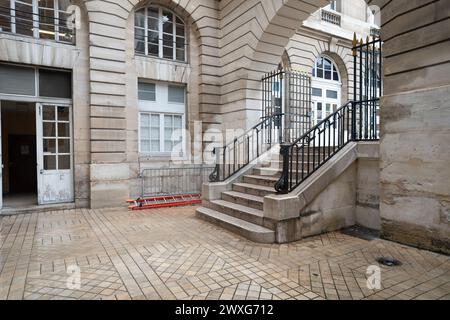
<box><xmin>195</xmin><ymin>207</ymin><xmax>275</xmax><ymax>244</ymax></box>
<box><xmin>252</xmin><ymin>167</ymin><xmax>308</xmax><ymax>177</ymax></box>
<box><xmin>221</xmin><ymin>191</ymin><xmax>264</xmax><ymax>210</ymax></box>
<box><xmin>243</xmin><ymin>174</ymin><xmax>279</xmax><ymax>187</ymax></box>
<box><xmin>232</xmin><ymin>182</ymin><xmax>276</xmax><ymax>197</ymax></box>
<box><xmin>271</xmin><ymin>152</ymin><xmax>324</xmax><ymax>161</ymax></box>
<box><xmin>258</xmin><ymin>159</ymin><xmax>318</xmax><ymax>167</ymax></box>
<box><xmin>207</xmin><ymin>199</ymin><xmax>264</xmax><ymax>225</ymax></box>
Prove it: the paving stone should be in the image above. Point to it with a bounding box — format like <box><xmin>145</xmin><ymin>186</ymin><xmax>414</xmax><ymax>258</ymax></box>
<box><xmin>0</xmin><ymin>206</ymin><xmax>449</xmax><ymax>300</ymax></box>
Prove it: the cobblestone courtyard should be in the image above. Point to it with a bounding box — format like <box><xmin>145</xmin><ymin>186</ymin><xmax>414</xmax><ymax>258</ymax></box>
<box><xmin>0</xmin><ymin>206</ymin><xmax>449</xmax><ymax>300</ymax></box>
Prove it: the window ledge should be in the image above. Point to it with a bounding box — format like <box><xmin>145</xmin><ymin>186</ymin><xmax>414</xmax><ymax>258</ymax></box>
<box><xmin>0</xmin><ymin>31</ymin><xmax>76</xmax><ymax>47</ymax></box>
<box><xmin>134</xmin><ymin>54</ymin><xmax>188</xmax><ymax>66</ymax></box>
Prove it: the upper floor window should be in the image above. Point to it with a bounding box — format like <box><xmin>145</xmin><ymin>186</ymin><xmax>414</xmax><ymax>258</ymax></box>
<box><xmin>0</xmin><ymin>0</ymin><xmax>74</xmax><ymax>43</ymax></box>
<box><xmin>329</xmin><ymin>0</ymin><xmax>341</xmax><ymax>12</ymax></box>
<box><xmin>312</xmin><ymin>57</ymin><xmax>340</xmax><ymax>82</ymax></box>
<box><xmin>135</xmin><ymin>6</ymin><xmax>186</xmax><ymax>62</ymax></box>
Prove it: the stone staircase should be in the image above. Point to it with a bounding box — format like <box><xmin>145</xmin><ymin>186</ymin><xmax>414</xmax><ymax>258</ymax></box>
<box><xmin>196</xmin><ymin>149</ymin><xmax>321</xmax><ymax>243</ymax></box>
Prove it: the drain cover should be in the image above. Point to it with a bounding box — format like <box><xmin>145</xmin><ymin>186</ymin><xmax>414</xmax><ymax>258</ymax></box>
<box><xmin>376</xmin><ymin>257</ymin><xmax>402</xmax><ymax>267</ymax></box>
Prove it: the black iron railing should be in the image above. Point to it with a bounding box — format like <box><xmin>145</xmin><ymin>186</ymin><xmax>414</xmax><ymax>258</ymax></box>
<box><xmin>276</xmin><ymin>35</ymin><xmax>382</xmax><ymax>193</ymax></box>
<box><xmin>209</xmin><ymin>114</ymin><xmax>282</xmax><ymax>182</ymax></box>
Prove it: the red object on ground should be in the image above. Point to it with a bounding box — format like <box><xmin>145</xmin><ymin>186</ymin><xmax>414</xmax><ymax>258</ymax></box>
<box><xmin>127</xmin><ymin>194</ymin><xmax>202</xmax><ymax>210</ymax></box>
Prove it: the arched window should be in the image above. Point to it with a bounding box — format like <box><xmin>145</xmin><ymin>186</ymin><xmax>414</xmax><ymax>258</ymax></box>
<box><xmin>134</xmin><ymin>6</ymin><xmax>186</xmax><ymax>62</ymax></box>
<box><xmin>312</xmin><ymin>56</ymin><xmax>340</xmax><ymax>81</ymax></box>
<box><xmin>311</xmin><ymin>56</ymin><xmax>341</xmax><ymax>125</ymax></box>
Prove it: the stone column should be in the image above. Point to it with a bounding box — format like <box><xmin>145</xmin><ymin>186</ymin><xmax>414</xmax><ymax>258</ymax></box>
<box><xmin>86</xmin><ymin>0</ymin><xmax>133</xmax><ymax>208</ymax></box>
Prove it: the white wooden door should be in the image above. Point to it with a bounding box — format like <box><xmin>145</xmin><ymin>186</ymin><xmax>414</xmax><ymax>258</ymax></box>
<box><xmin>36</xmin><ymin>104</ymin><xmax>74</xmax><ymax>204</ymax></box>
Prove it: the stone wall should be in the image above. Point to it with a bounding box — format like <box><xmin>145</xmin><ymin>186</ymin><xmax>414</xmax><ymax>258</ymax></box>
<box><xmin>377</xmin><ymin>0</ymin><xmax>450</xmax><ymax>254</ymax></box>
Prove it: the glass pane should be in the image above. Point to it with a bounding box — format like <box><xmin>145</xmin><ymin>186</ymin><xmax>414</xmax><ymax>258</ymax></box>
<box><xmin>43</xmin><ymin>122</ymin><xmax>56</xmax><ymax>137</ymax></box>
<box><xmin>326</xmin><ymin>90</ymin><xmax>338</xmax><ymax>99</ymax></box>
<box><xmin>151</xmin><ymin>114</ymin><xmax>159</xmax><ymax>126</ymax></box>
<box><xmin>316</xmin><ymin>58</ymin><xmax>323</xmax><ymax>69</ymax></box>
<box><xmin>135</xmin><ymin>9</ymin><xmax>145</xmax><ymax>27</ymax></box>
<box><xmin>176</xmin><ymin>37</ymin><xmax>185</xmax><ymax>48</ymax></box>
<box><xmin>57</xmin><ymin>107</ymin><xmax>69</xmax><ymax>121</ymax></box>
<box><xmin>163</xmin><ymin>46</ymin><xmax>173</xmax><ymax>59</ymax></box>
<box><xmin>138</xmin><ymin>82</ymin><xmax>156</xmax><ymax>101</ymax></box>
<box><xmin>164</xmin><ymin>140</ymin><xmax>173</xmax><ymax>152</ymax></box>
<box><xmin>43</xmin><ymin>139</ymin><xmax>56</xmax><ymax>153</ymax></box>
<box><xmin>176</xmin><ymin>16</ymin><xmax>183</xmax><ymax>24</ymax></box>
<box><xmin>151</xmin><ymin>140</ymin><xmax>160</xmax><ymax>152</ymax></box>
<box><xmin>151</xmin><ymin>127</ymin><xmax>160</xmax><ymax>139</ymax></box>
<box><xmin>162</xmin><ymin>11</ymin><xmax>173</xmax><ymax>23</ymax></box>
<box><xmin>148</xmin><ymin>44</ymin><xmax>158</xmax><ymax>56</ymax></box>
<box><xmin>141</xmin><ymin>127</ymin><xmax>150</xmax><ymax>139</ymax></box>
<box><xmin>39</xmin><ymin>69</ymin><xmax>72</xmax><ymax>98</ymax></box>
<box><xmin>0</xmin><ymin>0</ymin><xmax>12</xmax><ymax>32</ymax></box>
<box><xmin>164</xmin><ymin>115</ymin><xmax>172</xmax><ymax>127</ymax></box>
<box><xmin>135</xmin><ymin>27</ymin><xmax>145</xmax><ymax>42</ymax></box>
<box><xmin>168</xmin><ymin>86</ymin><xmax>185</xmax><ymax>103</ymax></box>
<box><xmin>174</xmin><ymin>116</ymin><xmax>182</xmax><ymax>128</ymax></box>
<box><xmin>176</xmin><ymin>48</ymin><xmax>185</xmax><ymax>61</ymax></box>
<box><xmin>163</xmin><ymin>21</ymin><xmax>173</xmax><ymax>34</ymax></box>
<box><xmin>58</xmin><ymin>123</ymin><xmax>70</xmax><ymax>137</ymax></box>
<box><xmin>317</xmin><ymin>69</ymin><xmax>323</xmax><ymax>78</ymax></box>
<box><xmin>165</xmin><ymin>127</ymin><xmax>173</xmax><ymax>139</ymax></box>
<box><xmin>15</xmin><ymin>2</ymin><xmax>34</xmax><ymax>37</ymax></box>
<box><xmin>176</xmin><ymin>25</ymin><xmax>185</xmax><ymax>37</ymax></box>
<box><xmin>163</xmin><ymin>33</ymin><xmax>173</xmax><ymax>47</ymax></box>
<box><xmin>38</xmin><ymin>8</ymin><xmax>55</xmax><ymax>40</ymax></box>
<box><xmin>58</xmin><ymin>139</ymin><xmax>70</xmax><ymax>153</ymax></box>
<box><xmin>43</xmin><ymin>105</ymin><xmax>55</xmax><ymax>120</ymax></box>
<box><xmin>312</xmin><ymin>88</ymin><xmax>322</xmax><ymax>97</ymax></box>
<box><xmin>148</xmin><ymin>7</ymin><xmax>158</xmax><ymax>18</ymax></box>
<box><xmin>58</xmin><ymin>155</ymin><xmax>70</xmax><ymax>170</ymax></box>
<box><xmin>317</xmin><ymin>103</ymin><xmax>322</xmax><ymax>111</ymax></box>
<box><xmin>135</xmin><ymin>40</ymin><xmax>145</xmax><ymax>54</ymax></box>
<box><xmin>141</xmin><ymin>140</ymin><xmax>150</xmax><ymax>152</ymax></box>
<box><xmin>333</xmin><ymin>71</ymin><xmax>339</xmax><ymax>81</ymax></box>
<box><xmin>148</xmin><ymin>17</ymin><xmax>158</xmax><ymax>31</ymax></box>
<box><xmin>44</xmin><ymin>155</ymin><xmax>56</xmax><ymax>170</ymax></box>
<box><xmin>148</xmin><ymin>30</ymin><xmax>158</xmax><ymax>44</ymax></box>
<box><xmin>324</xmin><ymin>58</ymin><xmax>332</xmax><ymax>70</ymax></box>
<box><xmin>0</xmin><ymin>64</ymin><xmax>36</xmax><ymax>96</ymax></box>
<box><xmin>140</xmin><ymin>113</ymin><xmax>149</xmax><ymax>126</ymax></box>
<box><xmin>150</xmin><ymin>140</ymin><xmax>160</xmax><ymax>152</ymax></box>
<box><xmin>325</xmin><ymin>70</ymin><xmax>332</xmax><ymax>80</ymax></box>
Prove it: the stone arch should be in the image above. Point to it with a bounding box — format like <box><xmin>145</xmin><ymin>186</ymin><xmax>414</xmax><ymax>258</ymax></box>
<box><xmin>243</xmin><ymin>0</ymin><xmax>380</xmax><ymax>117</ymax></box>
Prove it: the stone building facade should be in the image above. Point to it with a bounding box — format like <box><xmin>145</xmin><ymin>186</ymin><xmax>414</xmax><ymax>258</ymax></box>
<box><xmin>0</xmin><ymin>0</ymin><xmax>449</xmax><ymax>253</ymax></box>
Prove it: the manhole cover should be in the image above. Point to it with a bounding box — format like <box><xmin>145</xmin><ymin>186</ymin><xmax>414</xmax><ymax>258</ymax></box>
<box><xmin>376</xmin><ymin>257</ymin><xmax>402</xmax><ymax>267</ymax></box>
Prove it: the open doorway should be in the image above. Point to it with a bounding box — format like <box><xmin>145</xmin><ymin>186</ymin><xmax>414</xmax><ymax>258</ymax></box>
<box><xmin>1</xmin><ymin>101</ymin><xmax>38</xmax><ymax>208</ymax></box>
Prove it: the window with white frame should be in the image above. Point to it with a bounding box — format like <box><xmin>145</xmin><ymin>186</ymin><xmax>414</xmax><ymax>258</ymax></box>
<box><xmin>138</xmin><ymin>81</ymin><xmax>186</xmax><ymax>155</ymax></box>
<box><xmin>329</xmin><ymin>0</ymin><xmax>341</xmax><ymax>12</ymax></box>
<box><xmin>135</xmin><ymin>5</ymin><xmax>186</xmax><ymax>62</ymax></box>
<box><xmin>312</xmin><ymin>56</ymin><xmax>340</xmax><ymax>81</ymax></box>
<box><xmin>311</xmin><ymin>56</ymin><xmax>341</xmax><ymax>125</ymax></box>
<box><xmin>0</xmin><ymin>0</ymin><xmax>74</xmax><ymax>43</ymax></box>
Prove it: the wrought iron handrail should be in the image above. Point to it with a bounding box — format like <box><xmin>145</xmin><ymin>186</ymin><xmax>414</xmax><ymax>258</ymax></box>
<box><xmin>276</xmin><ymin>34</ymin><xmax>382</xmax><ymax>193</ymax></box>
<box><xmin>275</xmin><ymin>101</ymin><xmax>355</xmax><ymax>193</ymax></box>
<box><xmin>209</xmin><ymin>114</ymin><xmax>283</xmax><ymax>182</ymax></box>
